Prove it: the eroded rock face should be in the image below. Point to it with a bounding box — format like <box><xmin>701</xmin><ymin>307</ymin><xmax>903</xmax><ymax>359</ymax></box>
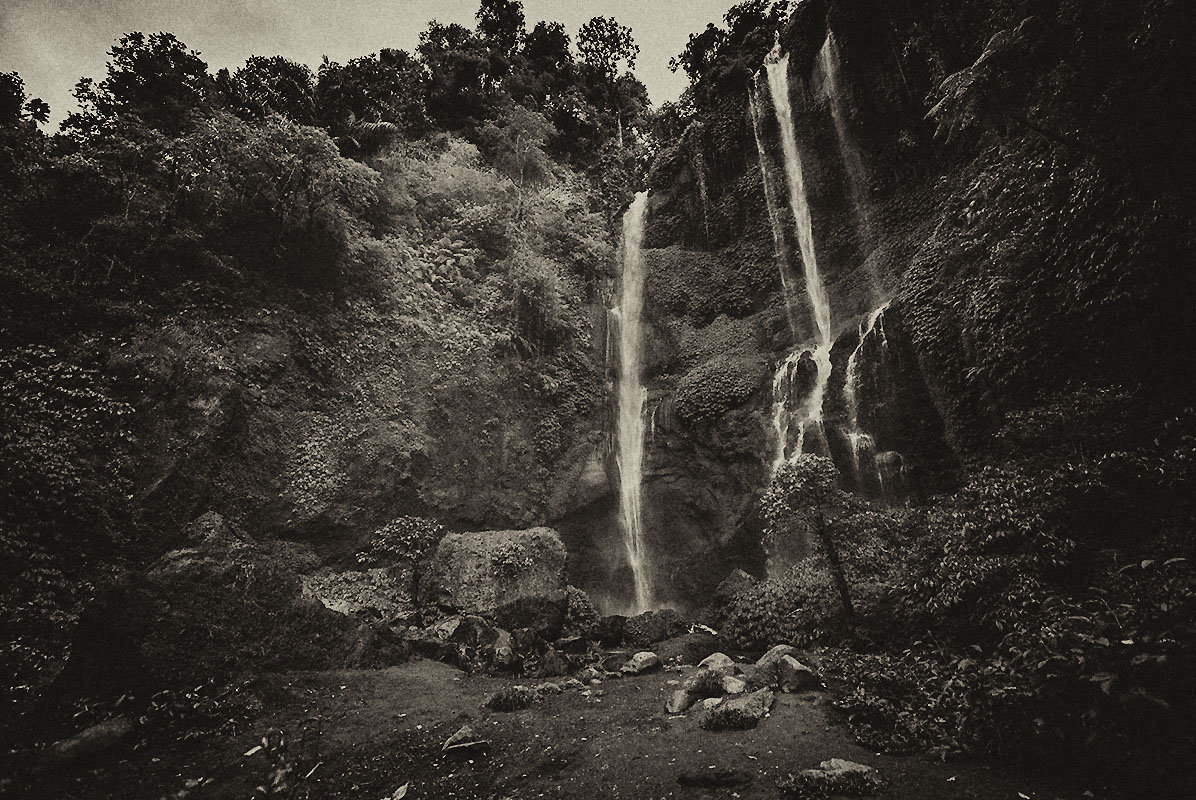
<box><xmin>54</xmin><ymin>513</ymin><xmax>367</xmax><ymax>699</ymax></box>
<box><xmin>423</xmin><ymin>528</ymin><xmax>568</xmax><ymax>636</ymax></box>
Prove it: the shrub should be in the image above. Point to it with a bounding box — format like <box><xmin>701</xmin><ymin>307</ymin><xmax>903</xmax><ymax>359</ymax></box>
<box><xmin>699</xmin><ymin>703</ymin><xmax>759</xmax><ymax>731</ymax></box>
<box><xmin>356</xmin><ymin>516</ymin><xmax>445</xmax><ymax>566</ymax></box>
<box><xmin>674</xmin><ymin>353</ymin><xmax>765</xmax><ymax>420</ymax></box>
<box><xmin>484</xmin><ymin>685</ymin><xmax>539</xmax><ymax>712</ymax></box>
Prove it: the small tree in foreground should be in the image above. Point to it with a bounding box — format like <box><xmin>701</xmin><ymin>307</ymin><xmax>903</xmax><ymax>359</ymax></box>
<box><xmin>762</xmin><ymin>455</ymin><xmax>856</xmax><ymax>622</ymax></box>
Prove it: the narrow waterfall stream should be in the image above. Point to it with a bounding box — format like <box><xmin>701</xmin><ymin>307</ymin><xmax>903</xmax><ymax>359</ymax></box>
<box><xmin>818</xmin><ymin>32</ymin><xmax>870</xmax><ymax>233</ymax></box>
<box><xmin>756</xmin><ymin>43</ymin><xmax>835</xmax><ymax>475</ymax></box>
<box><xmin>614</xmin><ymin>191</ymin><xmax>653</xmax><ymax>612</ymax></box>
<box><xmin>844</xmin><ymin>305</ymin><xmax>888</xmax><ymax>479</ymax></box>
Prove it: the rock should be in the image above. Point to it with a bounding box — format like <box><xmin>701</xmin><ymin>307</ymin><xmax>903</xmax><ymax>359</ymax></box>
<box><xmin>677</xmin><ymin>768</ymin><xmax>753</xmax><ymax>788</ymax></box>
<box><xmin>721</xmin><ymin>675</ymin><xmax>747</xmax><ymax>694</ymax></box>
<box><xmin>598</xmin><ymin>651</ymin><xmax>630</xmax><ymax>671</ymax></box>
<box><xmin>725</xmin><ymin>688</ymin><xmax>773</xmax><ymax>717</ymax></box>
<box><xmin>578</xmin><ymin>666</ymin><xmax>603</xmax><ymax>683</ymax></box>
<box><xmin>700</xmin><ymin>689</ymin><xmax>774</xmax><ymax>731</ymax></box>
<box><xmin>46</xmin><ymin>717</ymin><xmax>134</xmax><ymax>766</ymax></box>
<box><xmin>491</xmin><ymin>629</ymin><xmax>516</xmax><ymax>669</ymax></box>
<box><xmin>302</xmin><ymin>566</ymin><xmax>413</xmax><ymax>620</ymax></box>
<box><xmin>713</xmin><ymin>568</ymin><xmax>758</xmax><ymax>604</ymax></box>
<box><xmin>441</xmin><ymin>725</ymin><xmax>489</xmax><ymax>754</ymax></box>
<box><xmin>538</xmin><ymin>648</ymin><xmax>569</xmax><ymax>678</ymax></box>
<box><xmin>423</xmin><ymin>528</ymin><xmax>568</xmax><ymax>635</ymax></box>
<box><xmin>698</xmin><ymin>652</ymin><xmax>737</xmax><ymax>675</ymax></box>
<box><xmin>621</xmin><ymin>651</ymin><xmax>662</xmax><ymax>675</ymax></box>
<box><xmin>746</xmin><ymin>644</ymin><xmax>797</xmax><ymax>688</ymax></box>
<box><xmin>653</xmin><ymin>632</ymin><xmax>722</xmax><ymax>665</ymax></box>
<box><xmin>596</xmin><ymin>615</ymin><xmax>627</xmax><ymax>646</ymax></box>
<box><xmin>700</xmin><ymin>697</ymin><xmax>724</xmax><ymax>710</ymax></box>
<box><xmin>52</xmin><ymin>513</ymin><xmax>359</xmax><ymax>699</ymax></box>
<box><xmin>776</xmin><ymin>655</ymin><xmax>819</xmax><ymax>692</ymax></box>
<box><xmin>780</xmin><ymin>759</ymin><xmax>886</xmax><ymax>797</ymax></box>
<box><xmin>624</xmin><ymin>608</ymin><xmax>687</xmax><ymax>646</ymax></box>
<box><xmin>666</xmin><ymin>689</ymin><xmax>694</xmax><ymax>713</ymax></box>
<box><xmin>180</xmin><ymin>510</ymin><xmax>237</xmax><ymax>547</ymax></box>
<box><xmin>485</xmin><ymin>685</ymin><xmax>539</xmax><ymax>712</ymax></box>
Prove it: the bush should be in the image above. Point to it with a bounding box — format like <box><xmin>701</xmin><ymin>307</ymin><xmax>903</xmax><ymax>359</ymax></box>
<box><xmin>356</xmin><ymin>516</ymin><xmax>445</xmax><ymax>567</ymax></box>
<box><xmin>674</xmin><ymin>353</ymin><xmax>765</xmax><ymax>420</ymax></box>
<box><xmin>484</xmin><ymin>684</ymin><xmax>539</xmax><ymax>712</ymax></box>
<box><xmin>700</xmin><ymin>703</ymin><xmax>759</xmax><ymax>731</ymax></box>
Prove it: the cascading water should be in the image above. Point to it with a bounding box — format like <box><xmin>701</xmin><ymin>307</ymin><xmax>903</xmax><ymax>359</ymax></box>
<box><xmin>843</xmin><ymin>305</ymin><xmax>888</xmax><ymax>478</ymax></box>
<box><xmin>818</xmin><ymin>33</ymin><xmax>870</xmax><ymax>232</ymax></box>
<box><xmin>749</xmin><ymin>88</ymin><xmax>801</xmax><ymax>336</ymax></box>
<box><xmin>765</xmin><ymin>45</ymin><xmax>832</xmax><ymax>345</ymax></box>
<box><xmin>613</xmin><ymin>191</ymin><xmax>653</xmax><ymax>613</ymax></box>
<box><xmin>757</xmin><ymin>42</ymin><xmax>835</xmax><ymax>475</ymax></box>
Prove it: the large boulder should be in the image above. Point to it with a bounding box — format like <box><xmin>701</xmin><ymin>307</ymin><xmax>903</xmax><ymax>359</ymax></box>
<box><xmin>423</xmin><ymin>528</ymin><xmax>568</xmax><ymax>635</ymax></box>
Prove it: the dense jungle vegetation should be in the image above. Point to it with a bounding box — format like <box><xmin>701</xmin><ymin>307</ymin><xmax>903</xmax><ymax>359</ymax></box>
<box><xmin>1</xmin><ymin>1</ymin><xmax>1194</xmax><ymax>798</ymax></box>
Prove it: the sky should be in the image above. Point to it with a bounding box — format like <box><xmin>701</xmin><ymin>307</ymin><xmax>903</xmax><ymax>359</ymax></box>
<box><xmin>1</xmin><ymin>0</ymin><xmax>740</xmax><ymax>127</ymax></box>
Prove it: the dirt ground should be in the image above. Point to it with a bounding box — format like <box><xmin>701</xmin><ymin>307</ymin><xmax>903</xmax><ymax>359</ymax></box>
<box><xmin>12</xmin><ymin>654</ymin><xmax>1084</xmax><ymax>800</ymax></box>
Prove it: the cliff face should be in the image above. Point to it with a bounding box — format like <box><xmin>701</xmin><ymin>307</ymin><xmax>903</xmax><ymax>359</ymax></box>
<box><xmin>83</xmin><ymin>0</ymin><xmax>1196</xmax><ymax>614</ymax></box>
<box><xmin>592</xmin><ymin>0</ymin><xmax>1196</xmax><ymax>606</ymax></box>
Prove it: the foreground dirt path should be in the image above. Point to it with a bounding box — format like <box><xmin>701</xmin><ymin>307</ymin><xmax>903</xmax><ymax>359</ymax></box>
<box><xmin>21</xmin><ymin>656</ymin><xmax>1082</xmax><ymax>800</ymax></box>
<box><xmin>43</xmin><ymin>657</ymin><xmax>1062</xmax><ymax>800</ymax></box>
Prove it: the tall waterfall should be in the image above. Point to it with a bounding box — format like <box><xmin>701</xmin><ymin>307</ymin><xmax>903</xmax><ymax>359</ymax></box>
<box><xmin>818</xmin><ymin>32</ymin><xmax>870</xmax><ymax>233</ymax></box>
<box><xmin>757</xmin><ymin>42</ymin><xmax>835</xmax><ymax>474</ymax></box>
<box><xmin>765</xmin><ymin>46</ymin><xmax>832</xmax><ymax>346</ymax></box>
<box><xmin>749</xmin><ymin>88</ymin><xmax>801</xmax><ymax>336</ymax></box>
<box><xmin>614</xmin><ymin>192</ymin><xmax>653</xmax><ymax>613</ymax></box>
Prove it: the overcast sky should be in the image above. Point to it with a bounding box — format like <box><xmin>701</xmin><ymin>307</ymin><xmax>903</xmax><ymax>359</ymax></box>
<box><xmin>1</xmin><ymin>0</ymin><xmax>741</xmax><ymax>127</ymax></box>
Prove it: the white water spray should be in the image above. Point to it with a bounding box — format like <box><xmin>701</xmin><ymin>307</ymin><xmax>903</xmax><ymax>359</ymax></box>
<box><xmin>756</xmin><ymin>42</ymin><xmax>835</xmax><ymax>475</ymax></box>
<box><xmin>843</xmin><ymin>305</ymin><xmax>887</xmax><ymax>478</ymax></box>
<box><xmin>749</xmin><ymin>87</ymin><xmax>801</xmax><ymax>336</ymax></box>
<box><xmin>765</xmin><ymin>44</ymin><xmax>832</xmax><ymax>346</ymax></box>
<box><xmin>614</xmin><ymin>192</ymin><xmax>653</xmax><ymax>613</ymax></box>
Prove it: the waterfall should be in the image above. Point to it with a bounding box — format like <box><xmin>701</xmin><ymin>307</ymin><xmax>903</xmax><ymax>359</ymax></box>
<box><xmin>613</xmin><ymin>191</ymin><xmax>653</xmax><ymax>613</ymax></box>
<box><xmin>818</xmin><ymin>33</ymin><xmax>870</xmax><ymax>232</ymax></box>
<box><xmin>843</xmin><ymin>305</ymin><xmax>887</xmax><ymax>481</ymax></box>
<box><xmin>765</xmin><ymin>45</ymin><xmax>832</xmax><ymax>346</ymax></box>
<box><xmin>749</xmin><ymin>88</ymin><xmax>801</xmax><ymax>336</ymax></box>
<box><xmin>755</xmin><ymin>42</ymin><xmax>835</xmax><ymax>475</ymax></box>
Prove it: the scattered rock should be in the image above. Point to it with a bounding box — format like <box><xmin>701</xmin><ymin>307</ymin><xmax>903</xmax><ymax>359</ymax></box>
<box><xmin>684</xmin><ymin>668</ymin><xmax>727</xmax><ymax>698</ymax></box>
<box><xmin>778</xmin><ymin>759</ymin><xmax>887</xmax><ymax>798</ymax></box>
<box><xmin>776</xmin><ymin>655</ymin><xmax>819</xmax><ymax>692</ymax></box>
<box><xmin>746</xmin><ymin>644</ymin><xmax>797</xmax><ymax>688</ymax></box>
<box><xmin>723</xmin><ymin>688</ymin><xmax>774</xmax><ymax>719</ymax></box>
<box><xmin>441</xmin><ymin>725</ymin><xmax>489</xmax><ymax>754</ymax></box>
<box><xmin>698</xmin><ymin>652</ymin><xmax>737</xmax><ymax>675</ymax></box>
<box><xmin>302</xmin><ymin>566</ymin><xmax>412</xmax><ymax>619</ymax></box>
<box><xmin>599</xmin><ymin>651</ymin><xmax>630</xmax><ymax>671</ymax></box>
<box><xmin>423</xmin><ymin>528</ymin><xmax>568</xmax><ymax>636</ymax></box>
<box><xmin>677</xmin><ymin>768</ymin><xmax>753</xmax><ymax>788</ymax></box>
<box><xmin>621</xmin><ymin>651</ymin><xmax>662</xmax><ymax>675</ymax></box>
<box><xmin>714</xmin><ymin>568</ymin><xmax>758</xmax><ymax>604</ymax></box>
<box><xmin>653</xmin><ymin>632</ymin><xmax>722</xmax><ymax>665</ymax></box>
<box><xmin>666</xmin><ymin>689</ymin><xmax>694</xmax><ymax>714</ymax></box>
<box><xmin>45</xmin><ymin>717</ymin><xmax>134</xmax><ymax>766</ymax></box>
<box><xmin>721</xmin><ymin>675</ymin><xmax>747</xmax><ymax>694</ymax></box>
<box><xmin>538</xmin><ymin>648</ymin><xmax>569</xmax><ymax>678</ymax></box>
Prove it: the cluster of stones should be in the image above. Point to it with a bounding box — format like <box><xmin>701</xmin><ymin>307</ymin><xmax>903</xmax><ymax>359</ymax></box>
<box><xmin>664</xmin><ymin>645</ymin><xmax>819</xmax><ymax>729</ymax></box>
